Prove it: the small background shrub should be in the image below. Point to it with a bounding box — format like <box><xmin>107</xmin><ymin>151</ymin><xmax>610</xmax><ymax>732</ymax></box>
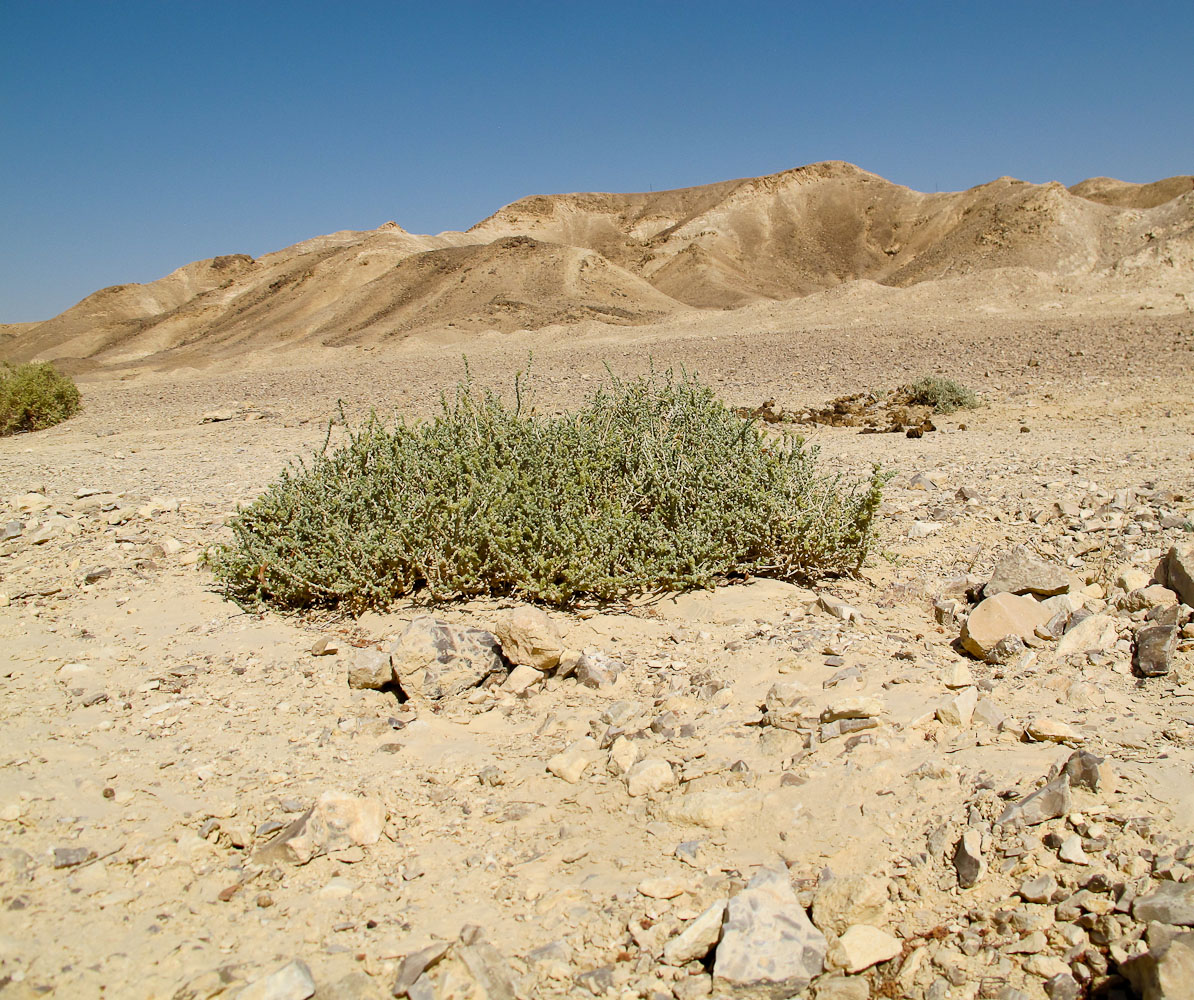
<box><xmin>902</xmin><ymin>376</ymin><xmax>978</xmax><ymax>414</ymax></box>
<box><xmin>210</xmin><ymin>368</ymin><xmax>888</xmax><ymax>613</ymax></box>
<box><xmin>0</xmin><ymin>362</ymin><xmax>82</xmax><ymax>435</ymax></box>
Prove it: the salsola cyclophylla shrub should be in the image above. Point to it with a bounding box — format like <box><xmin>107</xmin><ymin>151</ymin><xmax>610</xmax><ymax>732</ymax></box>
<box><xmin>0</xmin><ymin>361</ymin><xmax>82</xmax><ymax>435</ymax></box>
<box><xmin>903</xmin><ymin>375</ymin><xmax>978</xmax><ymax>414</ymax></box>
<box><xmin>209</xmin><ymin>368</ymin><xmax>889</xmax><ymax>612</ymax></box>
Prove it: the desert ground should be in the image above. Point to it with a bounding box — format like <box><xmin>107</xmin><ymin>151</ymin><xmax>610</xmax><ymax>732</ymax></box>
<box><xmin>1</xmin><ymin>165</ymin><xmax>1193</xmax><ymax>1000</ymax></box>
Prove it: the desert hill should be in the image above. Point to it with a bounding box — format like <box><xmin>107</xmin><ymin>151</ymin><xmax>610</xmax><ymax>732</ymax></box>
<box><xmin>7</xmin><ymin>162</ymin><xmax>1192</xmax><ymax>366</ymax></box>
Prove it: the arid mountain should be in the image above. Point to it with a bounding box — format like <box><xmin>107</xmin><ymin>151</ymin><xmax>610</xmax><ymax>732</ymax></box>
<box><xmin>7</xmin><ymin>162</ymin><xmax>1192</xmax><ymax>365</ymax></box>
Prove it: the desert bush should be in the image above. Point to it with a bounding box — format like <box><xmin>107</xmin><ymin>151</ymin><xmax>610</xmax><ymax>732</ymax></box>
<box><xmin>209</xmin><ymin>368</ymin><xmax>888</xmax><ymax>612</ymax></box>
<box><xmin>902</xmin><ymin>375</ymin><xmax>978</xmax><ymax>414</ymax></box>
<box><xmin>0</xmin><ymin>361</ymin><xmax>82</xmax><ymax>435</ymax></box>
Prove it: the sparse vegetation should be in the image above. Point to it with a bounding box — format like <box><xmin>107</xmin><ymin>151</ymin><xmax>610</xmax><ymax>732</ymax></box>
<box><xmin>903</xmin><ymin>375</ymin><xmax>978</xmax><ymax>414</ymax></box>
<box><xmin>0</xmin><ymin>361</ymin><xmax>82</xmax><ymax>435</ymax></box>
<box><xmin>210</xmin><ymin>368</ymin><xmax>888</xmax><ymax>613</ymax></box>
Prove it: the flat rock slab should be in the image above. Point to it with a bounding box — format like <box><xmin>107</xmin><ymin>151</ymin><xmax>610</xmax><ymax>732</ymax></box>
<box><xmin>984</xmin><ymin>546</ymin><xmax>1072</xmax><ymax>598</ymax></box>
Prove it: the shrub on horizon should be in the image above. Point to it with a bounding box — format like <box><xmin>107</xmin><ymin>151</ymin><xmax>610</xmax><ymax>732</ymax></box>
<box><xmin>209</xmin><ymin>367</ymin><xmax>888</xmax><ymax>613</ymax></box>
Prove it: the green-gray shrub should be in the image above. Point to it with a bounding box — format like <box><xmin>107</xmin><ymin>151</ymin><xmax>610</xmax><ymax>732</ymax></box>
<box><xmin>903</xmin><ymin>376</ymin><xmax>978</xmax><ymax>414</ymax></box>
<box><xmin>209</xmin><ymin>369</ymin><xmax>888</xmax><ymax>612</ymax></box>
<box><xmin>0</xmin><ymin>361</ymin><xmax>81</xmax><ymax>435</ymax></box>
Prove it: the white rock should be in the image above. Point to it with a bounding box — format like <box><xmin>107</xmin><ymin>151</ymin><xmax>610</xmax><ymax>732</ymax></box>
<box><xmin>627</xmin><ymin>758</ymin><xmax>676</xmax><ymax>797</ymax></box>
<box><xmin>834</xmin><ymin>924</ymin><xmax>902</xmax><ymax>973</ymax></box>
<box><xmin>547</xmin><ymin>739</ymin><xmax>596</xmax><ymax>784</ymax></box>
<box><xmin>936</xmin><ymin>687</ymin><xmax>979</xmax><ymax>727</ymax></box>
<box><xmin>493</xmin><ymin>606</ymin><xmax>563</xmax><ymax>670</ymax></box>
<box><xmin>501</xmin><ymin>664</ymin><xmax>544</xmax><ymax>695</ymax></box>
<box><xmin>664</xmin><ymin>899</ymin><xmax>727</xmax><ymax>966</ymax></box>
<box><xmin>607</xmin><ymin>737</ymin><xmax>639</xmax><ymax>776</ymax></box>
<box><xmin>943</xmin><ymin>663</ymin><xmax>973</xmax><ymax>689</ymax></box>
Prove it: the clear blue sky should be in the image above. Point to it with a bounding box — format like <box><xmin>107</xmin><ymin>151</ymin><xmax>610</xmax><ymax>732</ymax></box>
<box><xmin>2</xmin><ymin>1</ymin><xmax>1191</xmax><ymax>321</ymax></box>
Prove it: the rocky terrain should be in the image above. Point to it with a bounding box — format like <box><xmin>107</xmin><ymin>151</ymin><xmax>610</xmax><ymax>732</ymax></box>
<box><xmin>2</xmin><ymin>164</ymin><xmax>1194</xmax><ymax>1000</ymax></box>
<box><xmin>0</xmin><ymin>304</ymin><xmax>1193</xmax><ymax>1000</ymax></box>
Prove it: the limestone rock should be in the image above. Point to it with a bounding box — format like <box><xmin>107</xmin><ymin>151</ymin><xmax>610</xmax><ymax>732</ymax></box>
<box><xmin>493</xmin><ymin>606</ymin><xmax>563</xmax><ymax>671</ymax></box>
<box><xmin>347</xmin><ymin>648</ymin><xmax>392</xmax><ymax>690</ymax></box>
<box><xmin>714</xmin><ymin>868</ymin><xmax>827</xmax><ymax>998</ymax></box>
<box><xmin>832</xmin><ymin>924</ymin><xmax>901</xmax><ymax>973</ymax></box>
<box><xmin>574</xmin><ymin>649</ymin><xmax>624</xmax><ymax>689</ymax></box>
<box><xmin>813</xmin><ymin>979</ymin><xmax>870</xmax><ymax>1000</ymax></box>
<box><xmin>954</xmin><ymin>829</ymin><xmax>986</xmax><ymax>888</ymax></box>
<box><xmin>998</xmin><ymin>775</ymin><xmax>1072</xmax><ymax>827</ymax></box>
<box><xmin>1122</xmin><ymin>930</ymin><xmax>1194</xmax><ymax>1000</ymax></box>
<box><xmin>943</xmin><ymin>662</ymin><xmax>973</xmax><ymax>689</ymax></box>
<box><xmin>1062</xmin><ymin>750</ymin><xmax>1116</xmax><ymax>795</ymax></box>
<box><xmin>606</xmin><ymin>737</ymin><xmax>638</xmax><ymax>776</ymax></box>
<box><xmin>936</xmin><ymin>687</ymin><xmax>979</xmax><ymax>727</ymax></box>
<box><xmin>547</xmin><ymin>738</ymin><xmax>597</xmax><ymax>784</ymax></box>
<box><xmin>626</xmin><ymin>758</ymin><xmax>676</xmax><ymax>797</ymax></box>
<box><xmin>435</xmin><ymin>937</ymin><xmax>518</xmax><ymax>1000</ymax></box>
<box><xmin>819</xmin><ymin>594</ymin><xmax>862</xmax><ymax>623</ymax></box>
<box><xmin>1019</xmin><ymin>873</ymin><xmax>1059</xmax><ymax>904</ymax></box>
<box><xmin>1134</xmin><ymin>882</ymin><xmax>1194</xmax><ymax>926</ymax></box>
<box><xmin>236</xmin><ymin>960</ymin><xmax>315</xmax><ymax>1000</ymax></box>
<box><xmin>1025</xmin><ymin>717</ymin><xmax>1083</xmax><ymax>744</ymax></box>
<box><xmin>961</xmin><ymin>592</ymin><xmax>1052</xmax><ymax>659</ymax></box>
<box><xmin>501</xmin><ymin>664</ymin><xmax>545</xmax><ymax>695</ymax></box>
<box><xmin>1117</xmin><ymin>567</ymin><xmax>1153</xmax><ymax>593</ymax></box>
<box><xmin>664</xmin><ymin>899</ymin><xmax>727</xmax><ymax>966</ymax></box>
<box><xmin>1161</xmin><ymin>542</ymin><xmax>1194</xmax><ymax>606</ymax></box>
<box><xmin>389</xmin><ymin>617</ymin><xmax>505</xmax><ymax>701</ymax></box>
<box><xmin>821</xmin><ymin>696</ymin><xmax>883</xmax><ymax>722</ymax></box>
<box><xmin>812</xmin><ymin>875</ymin><xmax>890</xmax><ymax>936</ymax></box>
<box><xmin>1136</xmin><ymin>624</ymin><xmax>1178</xmax><ymax>677</ymax></box>
<box><xmin>663</xmin><ymin>788</ymin><xmax>763</xmax><ymax>829</ymax></box>
<box><xmin>973</xmin><ymin>697</ymin><xmax>1006</xmax><ymax>728</ymax></box>
<box><xmin>391</xmin><ymin>943</ymin><xmax>450</xmax><ymax>996</ymax></box>
<box><xmin>1054</xmin><ymin>614</ymin><xmax>1116</xmax><ymax>660</ymax></box>
<box><xmin>1058</xmin><ymin>834</ymin><xmax>1089</xmax><ymax>865</ymax></box>
<box><xmin>985</xmin><ymin>546</ymin><xmax>1072</xmax><ymax>598</ymax></box>
<box><xmin>253</xmin><ymin>792</ymin><xmax>385</xmax><ymax>866</ymax></box>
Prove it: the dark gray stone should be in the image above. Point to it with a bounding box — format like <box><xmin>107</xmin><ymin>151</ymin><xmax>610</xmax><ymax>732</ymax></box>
<box><xmin>1136</xmin><ymin>625</ymin><xmax>1178</xmax><ymax>677</ymax></box>
<box><xmin>51</xmin><ymin>846</ymin><xmax>91</xmax><ymax>869</ymax></box>
<box><xmin>953</xmin><ymin>829</ymin><xmax>985</xmax><ymax>888</ymax></box>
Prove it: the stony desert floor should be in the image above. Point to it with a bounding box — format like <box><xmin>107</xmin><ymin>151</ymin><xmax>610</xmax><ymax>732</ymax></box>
<box><xmin>1</xmin><ymin>309</ymin><xmax>1193</xmax><ymax>1000</ymax></box>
